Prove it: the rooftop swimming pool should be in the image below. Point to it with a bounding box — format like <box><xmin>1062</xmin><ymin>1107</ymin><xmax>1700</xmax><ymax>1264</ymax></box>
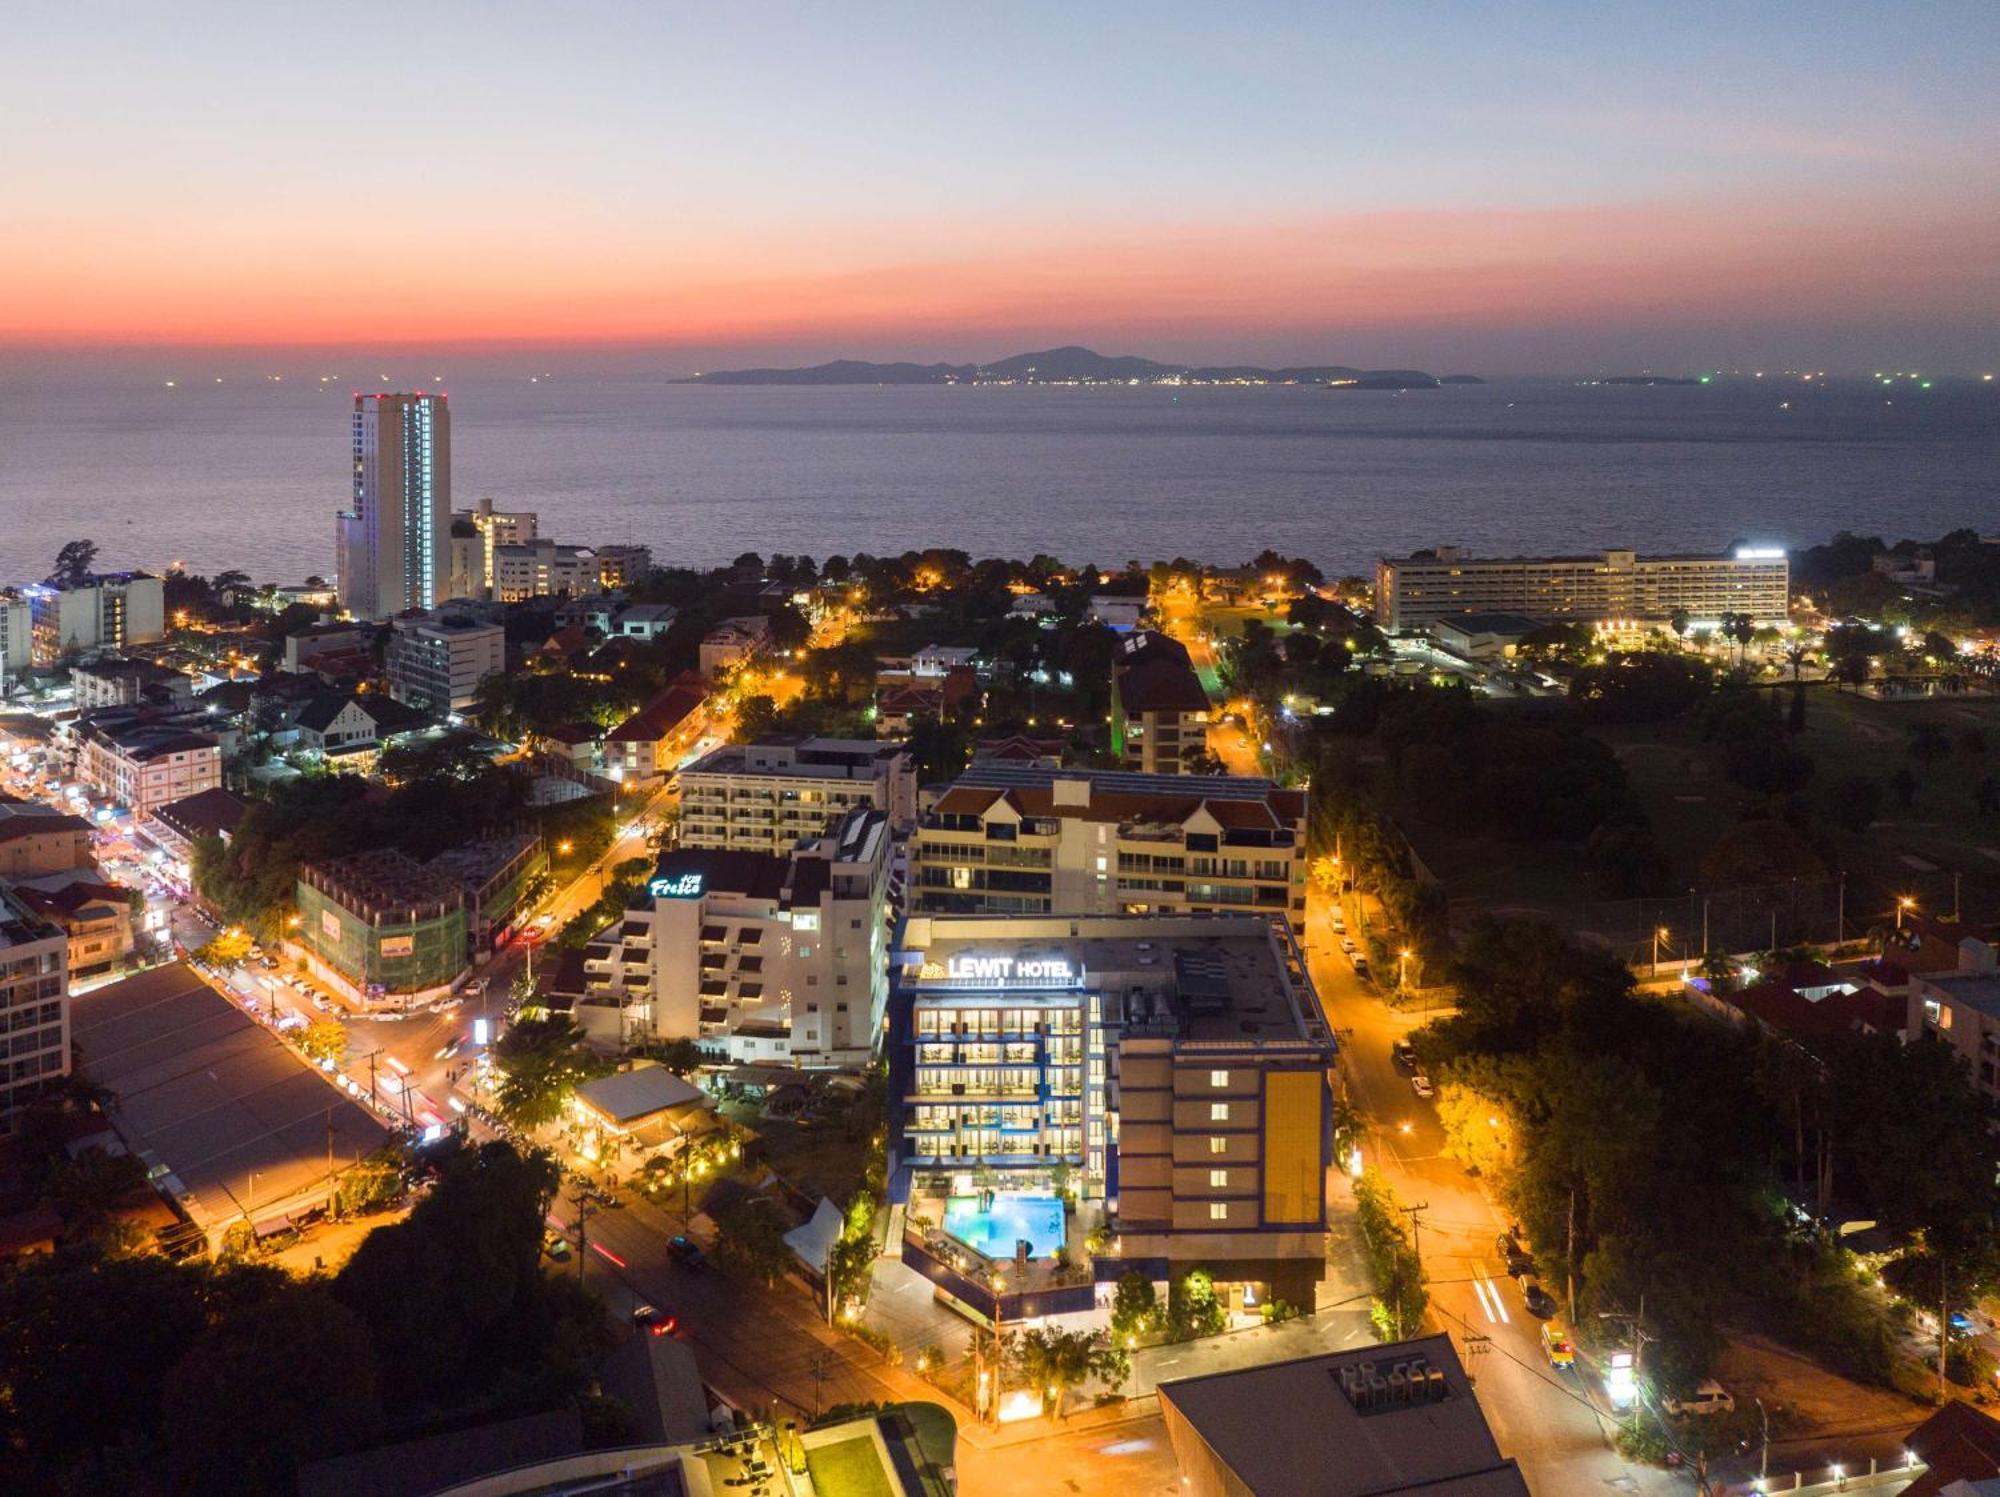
<box><xmin>942</xmin><ymin>1192</ymin><xmax>1066</xmax><ymax>1261</ymax></box>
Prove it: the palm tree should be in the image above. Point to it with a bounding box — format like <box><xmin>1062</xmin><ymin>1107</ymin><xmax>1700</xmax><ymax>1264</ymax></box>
<box><xmin>1784</xmin><ymin>643</ymin><xmax>1810</xmax><ymax>681</ymax></box>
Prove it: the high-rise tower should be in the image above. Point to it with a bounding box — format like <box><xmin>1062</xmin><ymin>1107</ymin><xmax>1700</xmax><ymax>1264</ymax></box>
<box><xmin>336</xmin><ymin>393</ymin><xmax>451</xmax><ymax>618</ymax></box>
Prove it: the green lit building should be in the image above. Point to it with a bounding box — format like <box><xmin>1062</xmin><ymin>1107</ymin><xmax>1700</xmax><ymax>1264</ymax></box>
<box><xmin>296</xmin><ymin>850</ymin><xmax>469</xmax><ymax>1010</ymax></box>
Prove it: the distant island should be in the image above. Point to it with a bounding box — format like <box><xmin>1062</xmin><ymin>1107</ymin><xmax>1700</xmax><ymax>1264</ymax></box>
<box><xmin>681</xmin><ymin>344</ymin><xmax>1466</xmax><ymax>389</ymax></box>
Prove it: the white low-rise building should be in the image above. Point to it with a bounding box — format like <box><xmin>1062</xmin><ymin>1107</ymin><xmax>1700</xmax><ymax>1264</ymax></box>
<box><xmin>385</xmin><ymin>612</ymin><xmax>505</xmax><ymax>713</ymax></box>
<box><xmin>678</xmin><ymin>736</ymin><xmax>916</xmax><ymax>853</ymax></box>
<box><xmin>0</xmin><ymin>884</ymin><xmax>69</xmax><ymax>1124</ymax></box>
<box><xmin>73</xmin><ymin>714</ymin><xmax>222</xmax><ymax>822</ymax></box>
<box><xmin>26</xmin><ymin>573</ymin><xmax>167</xmax><ymax>664</ymax></box>
<box><xmin>582</xmin><ymin>807</ymin><xmax>890</xmax><ymax>1065</ymax></box>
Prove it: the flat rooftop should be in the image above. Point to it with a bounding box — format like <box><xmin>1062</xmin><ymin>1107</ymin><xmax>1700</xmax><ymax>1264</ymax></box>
<box><xmin>0</xmin><ymin>885</ymin><xmax>63</xmax><ymax>951</ymax></box>
<box><xmin>683</xmin><ymin>735</ymin><xmax>906</xmax><ymax>780</ymax></box>
<box><xmin>1924</xmin><ymin>971</ymin><xmax>2000</xmax><ymax>1021</ymax></box>
<box><xmin>901</xmin><ymin>913</ymin><xmax>1330</xmax><ymax>1050</ymax></box>
<box><xmin>949</xmin><ymin>761</ymin><xmax>1292</xmax><ymax>805</ymax></box>
<box><xmin>1159</xmin><ymin>1334</ymin><xmax>1526</xmax><ymax>1497</ymax></box>
<box><xmin>69</xmin><ymin>963</ymin><xmax>390</xmax><ymax>1231</ymax></box>
<box><xmin>1385</xmin><ymin>547</ymin><xmax>1780</xmax><ymax>567</ymax></box>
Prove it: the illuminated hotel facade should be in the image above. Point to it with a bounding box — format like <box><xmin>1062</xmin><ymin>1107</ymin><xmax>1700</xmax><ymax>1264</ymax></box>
<box><xmin>892</xmin><ymin>912</ymin><xmax>1337</xmax><ymax>1299</ymax></box>
<box><xmin>1375</xmin><ymin>546</ymin><xmax>1790</xmax><ymax>631</ymax></box>
<box><xmin>337</xmin><ymin>393</ymin><xmax>451</xmax><ymax>620</ymax></box>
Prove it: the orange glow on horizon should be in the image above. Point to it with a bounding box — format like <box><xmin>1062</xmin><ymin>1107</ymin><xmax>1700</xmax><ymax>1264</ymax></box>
<box><xmin>4</xmin><ymin>192</ymin><xmax>1995</xmax><ymax>349</ymax></box>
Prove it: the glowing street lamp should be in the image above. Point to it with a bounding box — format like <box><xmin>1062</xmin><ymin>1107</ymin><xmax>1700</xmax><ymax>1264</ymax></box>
<box><xmin>1898</xmin><ymin>895</ymin><xmax>1916</xmax><ymax>931</ymax></box>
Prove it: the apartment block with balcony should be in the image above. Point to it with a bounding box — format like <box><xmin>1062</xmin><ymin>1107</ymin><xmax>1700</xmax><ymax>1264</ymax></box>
<box><xmin>1374</xmin><ymin>545</ymin><xmax>1791</xmax><ymax>631</ymax></box>
<box><xmin>72</xmin><ymin>714</ymin><xmax>222</xmax><ymax>822</ymax></box>
<box><xmin>25</xmin><ymin>573</ymin><xmax>167</xmax><ymax>665</ymax></box>
<box><xmin>892</xmin><ymin>911</ymin><xmax>1336</xmax><ymax>1303</ymax></box>
<box><xmin>492</xmin><ymin>538</ymin><xmax>598</xmax><ymax>603</ymax></box>
<box><xmin>0</xmin><ymin>885</ymin><xmax>70</xmax><ymax>1125</ymax></box>
<box><xmin>677</xmin><ymin>736</ymin><xmax>917</xmax><ymax>854</ymax></box>
<box><xmin>1110</xmin><ymin>631</ymin><xmax>1211</xmax><ymax>775</ymax></box>
<box><xmin>384</xmin><ymin>612</ymin><xmax>505</xmax><ymax>714</ymax></box>
<box><xmin>582</xmin><ymin>807</ymin><xmax>890</xmax><ymax>1065</ymax></box>
<box><xmin>910</xmin><ymin>764</ymin><xmax>1306</xmax><ymax>923</ymax></box>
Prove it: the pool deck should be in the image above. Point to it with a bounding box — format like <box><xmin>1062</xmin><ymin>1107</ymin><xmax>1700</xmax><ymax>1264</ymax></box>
<box><xmin>906</xmin><ymin>1191</ymin><xmax>1097</xmax><ymax>1298</ymax></box>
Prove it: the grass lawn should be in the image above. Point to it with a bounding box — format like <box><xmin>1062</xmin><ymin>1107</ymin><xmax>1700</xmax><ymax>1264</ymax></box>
<box><xmin>1605</xmin><ymin>683</ymin><xmax>2000</xmax><ymax>924</ymax></box>
<box><xmin>1385</xmin><ymin>683</ymin><xmax>2000</xmax><ymax>947</ymax></box>
<box><xmin>805</xmin><ymin>1435</ymin><xmax>896</xmax><ymax>1497</ymax></box>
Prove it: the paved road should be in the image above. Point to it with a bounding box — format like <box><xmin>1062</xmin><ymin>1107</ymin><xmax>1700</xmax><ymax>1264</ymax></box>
<box><xmin>1301</xmin><ymin>891</ymin><xmax>1686</xmax><ymax>1497</ymax></box>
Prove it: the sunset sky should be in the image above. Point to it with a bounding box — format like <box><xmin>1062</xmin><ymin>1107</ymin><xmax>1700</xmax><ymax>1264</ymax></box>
<box><xmin>4</xmin><ymin>2</ymin><xmax>1997</xmax><ymax>373</ymax></box>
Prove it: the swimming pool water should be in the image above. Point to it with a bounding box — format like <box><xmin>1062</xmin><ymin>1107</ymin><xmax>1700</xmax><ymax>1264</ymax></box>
<box><xmin>942</xmin><ymin>1192</ymin><xmax>1066</xmax><ymax>1260</ymax></box>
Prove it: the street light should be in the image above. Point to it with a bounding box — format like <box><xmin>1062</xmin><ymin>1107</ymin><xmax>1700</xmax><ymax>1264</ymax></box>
<box><xmin>1653</xmin><ymin>925</ymin><xmax>1669</xmax><ymax>976</ymax></box>
<box><xmin>1898</xmin><ymin>895</ymin><xmax>1916</xmax><ymax>931</ymax></box>
<box><xmin>1398</xmin><ymin>948</ymin><xmax>1411</xmax><ymax>991</ymax></box>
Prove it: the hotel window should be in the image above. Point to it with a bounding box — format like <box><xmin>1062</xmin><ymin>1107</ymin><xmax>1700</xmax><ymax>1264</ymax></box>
<box><xmin>1209</xmin><ymin>1102</ymin><xmax>1229</xmax><ymax>1121</ymax></box>
<box><xmin>1209</xmin><ymin>1169</ymin><xmax>1228</xmax><ymax>1188</ymax></box>
<box><xmin>1208</xmin><ymin>1136</ymin><xmax>1226</xmax><ymax>1155</ymax></box>
<box><xmin>1209</xmin><ymin>1203</ymin><xmax>1228</xmax><ymax>1221</ymax></box>
<box><xmin>1210</xmin><ymin>1069</ymin><xmax>1229</xmax><ymax>1088</ymax></box>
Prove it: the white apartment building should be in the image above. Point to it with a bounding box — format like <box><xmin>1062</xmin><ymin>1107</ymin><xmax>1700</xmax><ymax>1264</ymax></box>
<box><xmin>493</xmin><ymin>539</ymin><xmax>598</xmax><ymax>603</ymax></box>
<box><xmin>1374</xmin><ymin>546</ymin><xmax>1791</xmax><ymax>631</ymax></box>
<box><xmin>25</xmin><ymin>574</ymin><xmax>167</xmax><ymax>665</ymax></box>
<box><xmin>73</xmin><ymin>716</ymin><xmax>223</xmax><ymax>822</ymax></box>
<box><xmin>678</xmin><ymin>737</ymin><xmax>917</xmax><ymax>854</ymax></box>
<box><xmin>385</xmin><ymin>613</ymin><xmax>506</xmax><ymax>714</ymax></box>
<box><xmin>581</xmin><ymin>807</ymin><xmax>891</xmax><ymax>1065</ymax></box>
<box><xmin>0</xmin><ymin>594</ymin><xmax>30</xmax><ymax>678</ymax></box>
<box><xmin>337</xmin><ymin>393</ymin><xmax>451</xmax><ymax>620</ymax></box>
<box><xmin>592</xmin><ymin>544</ymin><xmax>653</xmax><ymax>590</ymax></box>
<box><xmin>463</xmin><ymin>497</ymin><xmax>537</xmax><ymax>598</ymax></box>
<box><xmin>69</xmin><ymin>657</ymin><xmax>194</xmax><ymax>711</ymax></box>
<box><xmin>910</xmin><ymin>764</ymin><xmax>1308</xmax><ymax>921</ymax></box>
<box><xmin>0</xmin><ymin>886</ymin><xmax>69</xmax><ymax>1125</ymax></box>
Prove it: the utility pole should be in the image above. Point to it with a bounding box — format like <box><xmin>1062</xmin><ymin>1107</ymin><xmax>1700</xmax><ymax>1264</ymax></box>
<box><xmin>1755</xmin><ymin>1397</ymin><xmax>1770</xmax><ymax>1481</ymax></box>
<box><xmin>808</xmin><ymin>1349</ymin><xmax>834</xmax><ymax>1424</ymax></box>
<box><xmin>1940</xmin><ymin>1256</ymin><xmax>1950</xmax><ymax>1406</ymax></box>
<box><xmin>1566</xmin><ymin>1186</ymin><xmax>1579</xmax><ymax>1324</ymax></box>
<box><xmin>1837</xmin><ymin>871</ymin><xmax>1846</xmax><ymax>947</ymax></box>
<box><xmin>573</xmin><ymin>1183</ymin><xmax>595</xmax><ymax>1288</ymax></box>
<box><xmin>325</xmin><ymin>1108</ymin><xmax>337</xmax><ymax>1221</ymax></box>
<box><xmin>1398</xmin><ymin>1201</ymin><xmax>1429</xmax><ymax>1339</ymax></box>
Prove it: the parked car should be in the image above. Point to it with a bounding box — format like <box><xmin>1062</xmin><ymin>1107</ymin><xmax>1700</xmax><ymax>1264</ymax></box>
<box><xmin>667</xmin><ymin>1234</ymin><xmax>706</xmax><ymax>1268</ymax></box>
<box><xmin>1541</xmin><ymin>1321</ymin><xmax>1576</xmax><ymax>1370</ymax></box>
<box><xmin>1495</xmin><ymin>1232</ymin><xmax>1534</xmax><ymax>1276</ymax></box>
<box><xmin>1665</xmin><ymin>1381</ymin><xmax>1735</xmax><ymax>1417</ymax></box>
<box><xmin>1520</xmin><ymin>1280</ymin><xmax>1557</xmax><ymax>1319</ymax></box>
<box><xmin>1391</xmin><ymin>1040</ymin><xmax>1417</xmax><ymax>1074</ymax></box>
<box><xmin>1410</xmin><ymin>1073</ymin><xmax>1434</xmax><ymax>1100</ymax></box>
<box><xmin>1352</xmin><ymin>955</ymin><xmax>1370</xmax><ymax>977</ymax></box>
<box><xmin>1330</xmin><ymin>909</ymin><xmax>1346</xmax><ymax>933</ymax></box>
<box><xmin>543</xmin><ymin>1233</ymin><xmax>571</xmax><ymax>1262</ymax></box>
<box><xmin>1339</xmin><ymin>937</ymin><xmax>1358</xmax><ymax>956</ymax></box>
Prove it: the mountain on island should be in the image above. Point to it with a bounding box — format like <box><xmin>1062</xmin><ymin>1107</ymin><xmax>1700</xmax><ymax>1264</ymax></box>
<box><xmin>681</xmin><ymin>345</ymin><xmax>1459</xmax><ymax>388</ymax></box>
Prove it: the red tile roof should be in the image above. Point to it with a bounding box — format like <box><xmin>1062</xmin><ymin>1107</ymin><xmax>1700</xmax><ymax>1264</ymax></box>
<box><xmin>1901</xmin><ymin>1402</ymin><xmax>2000</xmax><ymax>1497</ymax></box>
<box><xmin>606</xmin><ymin>683</ymin><xmax>706</xmax><ymax>744</ymax></box>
